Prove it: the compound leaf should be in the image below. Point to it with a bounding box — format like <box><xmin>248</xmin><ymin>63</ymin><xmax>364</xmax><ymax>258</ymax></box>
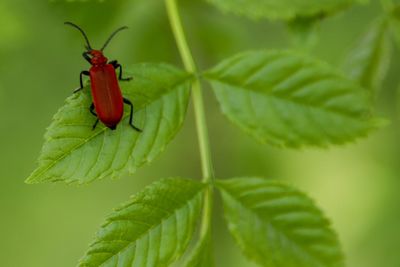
<box><xmin>80</xmin><ymin>178</ymin><xmax>205</xmax><ymax>267</ymax></box>
<box><xmin>217</xmin><ymin>177</ymin><xmax>344</xmax><ymax>267</ymax></box>
<box><xmin>27</xmin><ymin>63</ymin><xmax>192</xmax><ymax>184</ymax></box>
<box><xmin>205</xmin><ymin>50</ymin><xmax>380</xmax><ymax>148</ymax></box>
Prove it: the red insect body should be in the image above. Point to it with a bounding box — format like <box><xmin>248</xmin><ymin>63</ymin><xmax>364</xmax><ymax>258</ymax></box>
<box><xmin>65</xmin><ymin>22</ymin><xmax>141</xmax><ymax>132</ymax></box>
<box><xmin>89</xmin><ymin>50</ymin><xmax>123</xmax><ymax>130</ymax></box>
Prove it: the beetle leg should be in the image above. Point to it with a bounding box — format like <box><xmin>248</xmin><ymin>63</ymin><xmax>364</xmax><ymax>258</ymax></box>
<box><xmin>89</xmin><ymin>103</ymin><xmax>97</xmax><ymax>117</ymax></box>
<box><xmin>74</xmin><ymin>70</ymin><xmax>90</xmax><ymax>93</ymax></box>
<box><xmin>123</xmin><ymin>98</ymin><xmax>142</xmax><ymax>132</ymax></box>
<box><xmin>92</xmin><ymin>119</ymin><xmax>99</xmax><ymax>130</ymax></box>
<box><xmin>110</xmin><ymin>60</ymin><xmax>132</xmax><ymax>81</ymax></box>
<box><xmin>89</xmin><ymin>103</ymin><xmax>99</xmax><ymax>130</ymax></box>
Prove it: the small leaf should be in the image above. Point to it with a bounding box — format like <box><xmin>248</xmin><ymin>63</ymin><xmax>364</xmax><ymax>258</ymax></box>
<box><xmin>205</xmin><ymin>0</ymin><xmax>367</xmax><ymax>21</ymax></box>
<box><xmin>343</xmin><ymin>17</ymin><xmax>391</xmax><ymax>91</ymax></box>
<box><xmin>205</xmin><ymin>50</ymin><xmax>380</xmax><ymax>148</ymax></box>
<box><xmin>79</xmin><ymin>178</ymin><xmax>205</xmax><ymax>267</ymax></box>
<box><xmin>217</xmin><ymin>177</ymin><xmax>344</xmax><ymax>267</ymax></box>
<box><xmin>183</xmin><ymin>229</ymin><xmax>214</xmax><ymax>267</ymax></box>
<box><xmin>27</xmin><ymin>63</ymin><xmax>192</xmax><ymax>184</ymax></box>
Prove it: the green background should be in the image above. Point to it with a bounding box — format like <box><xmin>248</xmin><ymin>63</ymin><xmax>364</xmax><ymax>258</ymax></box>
<box><xmin>0</xmin><ymin>0</ymin><xmax>399</xmax><ymax>266</ymax></box>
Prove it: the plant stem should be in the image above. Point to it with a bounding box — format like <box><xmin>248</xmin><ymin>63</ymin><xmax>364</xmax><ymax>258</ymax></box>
<box><xmin>165</xmin><ymin>0</ymin><xmax>214</xmax><ymax>182</ymax></box>
<box><xmin>165</xmin><ymin>0</ymin><xmax>214</xmax><ymax>239</ymax></box>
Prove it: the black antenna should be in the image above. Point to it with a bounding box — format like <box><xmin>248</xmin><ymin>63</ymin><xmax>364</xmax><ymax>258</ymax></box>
<box><xmin>64</xmin><ymin>22</ymin><xmax>92</xmax><ymax>50</ymax></box>
<box><xmin>101</xmin><ymin>26</ymin><xmax>128</xmax><ymax>51</ymax></box>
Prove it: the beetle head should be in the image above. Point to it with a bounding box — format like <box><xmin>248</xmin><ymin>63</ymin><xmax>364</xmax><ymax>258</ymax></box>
<box><xmin>88</xmin><ymin>50</ymin><xmax>108</xmax><ymax>66</ymax></box>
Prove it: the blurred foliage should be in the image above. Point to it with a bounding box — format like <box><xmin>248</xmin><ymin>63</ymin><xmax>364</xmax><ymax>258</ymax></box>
<box><xmin>205</xmin><ymin>0</ymin><xmax>368</xmax><ymax>20</ymax></box>
<box><xmin>1</xmin><ymin>0</ymin><xmax>400</xmax><ymax>266</ymax></box>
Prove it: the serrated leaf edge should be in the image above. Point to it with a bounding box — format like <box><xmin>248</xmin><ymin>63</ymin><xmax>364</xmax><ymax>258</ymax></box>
<box><xmin>216</xmin><ymin>177</ymin><xmax>345</xmax><ymax>267</ymax></box>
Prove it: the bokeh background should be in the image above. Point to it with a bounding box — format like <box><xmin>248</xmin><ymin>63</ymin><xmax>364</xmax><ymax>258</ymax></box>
<box><xmin>1</xmin><ymin>0</ymin><xmax>399</xmax><ymax>266</ymax></box>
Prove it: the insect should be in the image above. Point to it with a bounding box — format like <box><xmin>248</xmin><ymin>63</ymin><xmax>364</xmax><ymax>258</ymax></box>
<box><xmin>65</xmin><ymin>21</ymin><xmax>142</xmax><ymax>132</ymax></box>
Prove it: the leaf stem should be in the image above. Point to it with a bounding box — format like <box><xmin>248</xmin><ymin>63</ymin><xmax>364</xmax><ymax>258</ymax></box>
<box><xmin>165</xmin><ymin>0</ymin><xmax>214</xmax><ymax>240</ymax></box>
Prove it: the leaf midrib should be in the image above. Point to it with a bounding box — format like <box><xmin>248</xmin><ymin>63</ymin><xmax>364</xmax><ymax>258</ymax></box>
<box><xmin>209</xmin><ymin>78</ymin><xmax>368</xmax><ymax>120</ymax></box>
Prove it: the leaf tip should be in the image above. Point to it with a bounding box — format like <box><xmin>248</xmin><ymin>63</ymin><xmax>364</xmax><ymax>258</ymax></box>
<box><xmin>25</xmin><ymin>172</ymin><xmax>40</xmax><ymax>184</ymax></box>
<box><xmin>24</xmin><ymin>178</ymin><xmax>35</xmax><ymax>184</ymax></box>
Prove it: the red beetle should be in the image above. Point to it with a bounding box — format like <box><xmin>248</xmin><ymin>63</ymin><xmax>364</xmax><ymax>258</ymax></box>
<box><xmin>65</xmin><ymin>22</ymin><xmax>141</xmax><ymax>132</ymax></box>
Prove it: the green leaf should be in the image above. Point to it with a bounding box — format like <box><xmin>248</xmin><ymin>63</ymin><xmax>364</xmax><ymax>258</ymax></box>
<box><xmin>27</xmin><ymin>63</ymin><xmax>192</xmax><ymax>184</ymax></box>
<box><xmin>205</xmin><ymin>0</ymin><xmax>367</xmax><ymax>21</ymax></box>
<box><xmin>183</xmin><ymin>229</ymin><xmax>214</xmax><ymax>267</ymax></box>
<box><xmin>205</xmin><ymin>50</ymin><xmax>380</xmax><ymax>148</ymax></box>
<box><xmin>343</xmin><ymin>17</ymin><xmax>391</xmax><ymax>91</ymax></box>
<box><xmin>79</xmin><ymin>178</ymin><xmax>205</xmax><ymax>267</ymax></box>
<box><xmin>217</xmin><ymin>177</ymin><xmax>344</xmax><ymax>267</ymax></box>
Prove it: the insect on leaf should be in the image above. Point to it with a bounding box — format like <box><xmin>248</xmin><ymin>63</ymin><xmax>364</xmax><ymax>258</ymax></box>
<box><xmin>79</xmin><ymin>178</ymin><xmax>205</xmax><ymax>267</ymax></box>
<box><xmin>205</xmin><ymin>0</ymin><xmax>367</xmax><ymax>21</ymax></box>
<box><xmin>205</xmin><ymin>50</ymin><xmax>382</xmax><ymax>148</ymax></box>
<box><xmin>343</xmin><ymin>17</ymin><xmax>391</xmax><ymax>91</ymax></box>
<box><xmin>27</xmin><ymin>63</ymin><xmax>192</xmax><ymax>184</ymax></box>
<box><xmin>217</xmin><ymin>177</ymin><xmax>344</xmax><ymax>267</ymax></box>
